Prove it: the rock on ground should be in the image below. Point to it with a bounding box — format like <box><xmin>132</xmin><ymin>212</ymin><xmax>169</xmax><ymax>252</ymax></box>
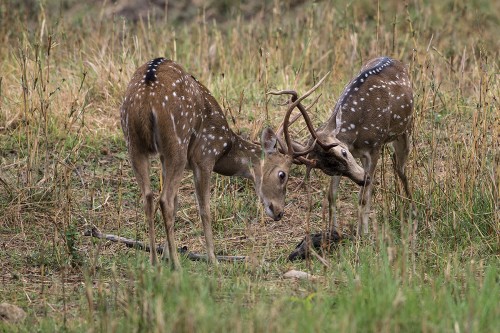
<box><xmin>0</xmin><ymin>302</ymin><xmax>26</xmax><ymax>323</ymax></box>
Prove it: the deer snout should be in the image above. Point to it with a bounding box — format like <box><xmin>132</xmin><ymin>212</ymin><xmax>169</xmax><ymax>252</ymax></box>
<box><xmin>353</xmin><ymin>173</ymin><xmax>370</xmax><ymax>186</ymax></box>
<box><xmin>266</xmin><ymin>203</ymin><xmax>284</xmax><ymax>221</ymax></box>
<box><xmin>359</xmin><ymin>173</ymin><xmax>371</xmax><ymax>186</ymax></box>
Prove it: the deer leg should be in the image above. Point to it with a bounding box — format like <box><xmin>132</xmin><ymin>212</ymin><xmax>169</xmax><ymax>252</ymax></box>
<box><xmin>392</xmin><ymin>133</ymin><xmax>412</xmax><ymax>198</ymax></box>
<box><xmin>130</xmin><ymin>152</ymin><xmax>157</xmax><ymax>265</ymax></box>
<box><xmin>358</xmin><ymin>153</ymin><xmax>379</xmax><ymax>236</ymax></box>
<box><xmin>158</xmin><ymin>155</ymin><xmax>186</xmax><ymax>270</ymax></box>
<box><xmin>327</xmin><ymin>176</ymin><xmax>341</xmax><ymax>234</ymax></box>
<box><xmin>193</xmin><ymin>165</ymin><xmax>218</xmax><ymax>265</ymax></box>
<box><xmin>160</xmin><ymin>193</ymin><xmax>179</xmax><ymax>260</ymax></box>
<box><xmin>392</xmin><ymin>133</ymin><xmax>418</xmax><ymax>241</ymax></box>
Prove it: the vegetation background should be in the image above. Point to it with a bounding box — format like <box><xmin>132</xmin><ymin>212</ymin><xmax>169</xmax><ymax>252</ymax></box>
<box><xmin>0</xmin><ymin>0</ymin><xmax>498</xmax><ymax>331</ymax></box>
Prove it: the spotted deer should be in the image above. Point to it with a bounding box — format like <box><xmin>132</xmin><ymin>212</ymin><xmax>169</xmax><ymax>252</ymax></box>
<box><xmin>270</xmin><ymin>57</ymin><xmax>415</xmax><ymax>238</ymax></box>
<box><xmin>120</xmin><ymin>58</ymin><xmax>293</xmax><ymax>269</ymax></box>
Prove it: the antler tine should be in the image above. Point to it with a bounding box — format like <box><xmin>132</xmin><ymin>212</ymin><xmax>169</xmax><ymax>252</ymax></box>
<box><xmin>276</xmin><ymin>93</ymin><xmax>320</xmax><ymax>143</ymax></box>
<box><xmin>294</xmin><ymin>155</ymin><xmax>318</xmax><ymax>168</ymax></box>
<box><xmin>292</xmin><ymin>139</ymin><xmax>317</xmax><ymax>157</ymax></box>
<box><xmin>283</xmin><ymin>95</ymin><xmax>303</xmax><ymax>156</ymax></box>
<box><xmin>305</xmin><ymin>93</ymin><xmax>322</xmax><ymax>111</ymax></box>
<box><xmin>268</xmin><ymin>89</ymin><xmax>297</xmax><ymax>153</ymax></box>
<box><xmin>276</xmin><ymin>112</ymin><xmax>301</xmax><ymax>140</ymax></box>
<box><xmin>283</xmin><ymin>96</ymin><xmax>318</xmax><ymax>157</ymax></box>
<box><xmin>268</xmin><ymin>89</ymin><xmax>303</xmax><ymax>154</ymax></box>
<box><xmin>274</xmin><ymin>94</ymin><xmax>321</xmax><ymax>155</ymax></box>
<box><xmin>268</xmin><ymin>89</ymin><xmax>316</xmax><ymax>138</ymax></box>
<box><xmin>288</xmin><ymin>72</ymin><xmax>338</xmax><ymax>152</ymax></box>
<box><xmin>274</xmin><ymin>133</ymin><xmax>288</xmax><ymax>154</ymax></box>
<box><xmin>267</xmin><ymin>89</ymin><xmax>299</xmax><ymax>99</ymax></box>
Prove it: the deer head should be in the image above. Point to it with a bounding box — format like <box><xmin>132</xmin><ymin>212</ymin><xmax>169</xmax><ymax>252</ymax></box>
<box><xmin>255</xmin><ymin>128</ymin><xmax>292</xmax><ymax>220</ymax></box>
<box><xmin>268</xmin><ymin>73</ymin><xmax>369</xmax><ymax>186</ymax></box>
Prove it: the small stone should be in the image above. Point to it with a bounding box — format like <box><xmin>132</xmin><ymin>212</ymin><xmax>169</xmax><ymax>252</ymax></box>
<box><xmin>283</xmin><ymin>269</ymin><xmax>316</xmax><ymax>280</ymax></box>
<box><xmin>0</xmin><ymin>302</ymin><xmax>26</xmax><ymax>323</ymax></box>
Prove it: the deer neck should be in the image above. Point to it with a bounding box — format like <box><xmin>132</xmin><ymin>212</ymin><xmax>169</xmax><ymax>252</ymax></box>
<box><xmin>320</xmin><ymin>104</ymin><xmax>340</xmax><ymax>134</ymax></box>
<box><xmin>213</xmin><ymin>134</ymin><xmax>261</xmax><ymax>181</ymax></box>
<box><xmin>319</xmin><ymin>106</ymin><xmax>357</xmax><ymax>149</ymax></box>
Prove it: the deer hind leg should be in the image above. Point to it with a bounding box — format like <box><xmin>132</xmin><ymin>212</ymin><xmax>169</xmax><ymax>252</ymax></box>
<box><xmin>158</xmin><ymin>154</ymin><xmax>186</xmax><ymax>270</ymax></box>
<box><xmin>358</xmin><ymin>153</ymin><xmax>380</xmax><ymax>237</ymax></box>
<box><xmin>193</xmin><ymin>164</ymin><xmax>218</xmax><ymax>265</ymax></box>
<box><xmin>392</xmin><ymin>133</ymin><xmax>411</xmax><ymax>199</ymax></box>
<box><xmin>327</xmin><ymin>176</ymin><xmax>341</xmax><ymax>235</ymax></box>
<box><xmin>160</xmin><ymin>192</ymin><xmax>180</xmax><ymax>260</ymax></box>
<box><xmin>130</xmin><ymin>151</ymin><xmax>157</xmax><ymax>265</ymax></box>
<box><xmin>392</xmin><ymin>133</ymin><xmax>417</xmax><ymax>240</ymax></box>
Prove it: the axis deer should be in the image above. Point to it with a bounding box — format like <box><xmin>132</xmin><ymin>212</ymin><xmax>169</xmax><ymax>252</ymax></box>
<box><xmin>120</xmin><ymin>58</ymin><xmax>292</xmax><ymax>269</ymax></box>
<box><xmin>270</xmin><ymin>57</ymin><xmax>414</xmax><ymax>237</ymax></box>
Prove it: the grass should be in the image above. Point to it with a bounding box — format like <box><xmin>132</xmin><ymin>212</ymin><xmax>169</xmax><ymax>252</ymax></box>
<box><xmin>0</xmin><ymin>0</ymin><xmax>499</xmax><ymax>332</ymax></box>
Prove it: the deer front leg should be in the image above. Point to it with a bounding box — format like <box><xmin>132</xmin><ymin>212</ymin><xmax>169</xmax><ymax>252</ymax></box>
<box><xmin>327</xmin><ymin>176</ymin><xmax>341</xmax><ymax>234</ymax></box>
<box><xmin>358</xmin><ymin>152</ymin><xmax>379</xmax><ymax>236</ymax></box>
<box><xmin>193</xmin><ymin>165</ymin><xmax>218</xmax><ymax>265</ymax></box>
<box><xmin>358</xmin><ymin>182</ymin><xmax>374</xmax><ymax>236</ymax></box>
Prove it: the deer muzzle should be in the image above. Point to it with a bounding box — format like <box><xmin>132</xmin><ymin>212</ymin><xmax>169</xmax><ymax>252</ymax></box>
<box><xmin>265</xmin><ymin>202</ymin><xmax>284</xmax><ymax>221</ymax></box>
<box><xmin>358</xmin><ymin>173</ymin><xmax>371</xmax><ymax>186</ymax></box>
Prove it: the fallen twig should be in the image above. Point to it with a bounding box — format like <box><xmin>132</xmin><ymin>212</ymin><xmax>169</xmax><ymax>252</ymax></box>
<box><xmin>83</xmin><ymin>226</ymin><xmax>248</xmax><ymax>262</ymax></box>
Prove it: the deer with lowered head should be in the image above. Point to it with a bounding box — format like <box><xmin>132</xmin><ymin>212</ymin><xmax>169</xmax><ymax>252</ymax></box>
<box><xmin>269</xmin><ymin>57</ymin><xmax>415</xmax><ymax>238</ymax></box>
<box><xmin>120</xmin><ymin>58</ymin><xmax>294</xmax><ymax>269</ymax></box>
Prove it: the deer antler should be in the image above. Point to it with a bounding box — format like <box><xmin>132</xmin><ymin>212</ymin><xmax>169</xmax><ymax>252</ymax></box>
<box><xmin>273</xmin><ymin>96</ymin><xmax>321</xmax><ymax>158</ymax></box>
<box><xmin>274</xmin><ymin>95</ymin><xmax>318</xmax><ymax>141</ymax></box>
<box><xmin>268</xmin><ymin>72</ymin><xmax>337</xmax><ymax>160</ymax></box>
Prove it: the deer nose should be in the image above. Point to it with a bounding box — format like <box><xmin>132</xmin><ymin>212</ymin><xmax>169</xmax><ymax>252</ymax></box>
<box><xmin>364</xmin><ymin>174</ymin><xmax>371</xmax><ymax>185</ymax></box>
<box><xmin>269</xmin><ymin>203</ymin><xmax>284</xmax><ymax>221</ymax></box>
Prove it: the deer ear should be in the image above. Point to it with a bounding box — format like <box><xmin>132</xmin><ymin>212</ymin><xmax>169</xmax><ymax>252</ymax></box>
<box><xmin>261</xmin><ymin>127</ymin><xmax>278</xmax><ymax>155</ymax></box>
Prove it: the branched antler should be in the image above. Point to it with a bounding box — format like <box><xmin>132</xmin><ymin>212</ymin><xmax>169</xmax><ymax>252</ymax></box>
<box><xmin>267</xmin><ymin>72</ymin><xmax>337</xmax><ymax>166</ymax></box>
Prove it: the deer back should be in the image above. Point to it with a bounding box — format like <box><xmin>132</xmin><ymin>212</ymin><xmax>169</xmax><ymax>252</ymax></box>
<box><xmin>323</xmin><ymin>57</ymin><xmax>413</xmax><ymax>154</ymax></box>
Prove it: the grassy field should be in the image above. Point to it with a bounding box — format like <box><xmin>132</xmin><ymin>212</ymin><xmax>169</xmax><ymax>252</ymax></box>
<box><xmin>0</xmin><ymin>0</ymin><xmax>498</xmax><ymax>332</ymax></box>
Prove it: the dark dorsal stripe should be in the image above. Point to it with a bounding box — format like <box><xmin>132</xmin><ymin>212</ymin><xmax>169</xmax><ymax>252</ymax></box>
<box><xmin>145</xmin><ymin>57</ymin><xmax>166</xmax><ymax>84</ymax></box>
<box><xmin>337</xmin><ymin>57</ymin><xmax>393</xmax><ymax>107</ymax></box>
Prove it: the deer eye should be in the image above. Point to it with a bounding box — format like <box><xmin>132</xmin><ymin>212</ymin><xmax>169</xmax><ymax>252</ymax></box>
<box><xmin>341</xmin><ymin>149</ymin><xmax>347</xmax><ymax>158</ymax></box>
<box><xmin>278</xmin><ymin>171</ymin><xmax>286</xmax><ymax>182</ymax></box>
